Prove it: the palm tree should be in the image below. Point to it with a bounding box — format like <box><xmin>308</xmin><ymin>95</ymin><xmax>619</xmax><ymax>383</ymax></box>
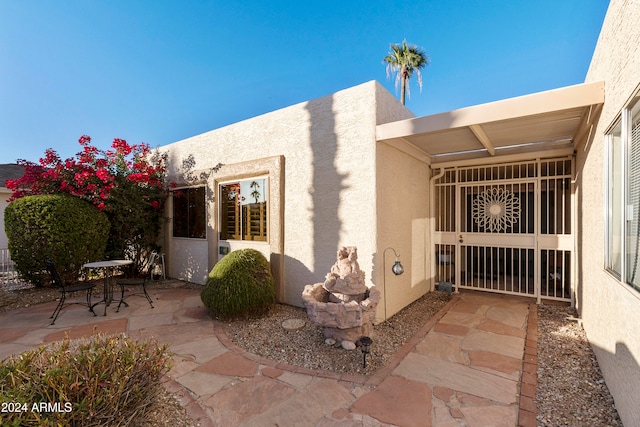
<box><xmin>383</xmin><ymin>40</ymin><xmax>429</xmax><ymax>105</ymax></box>
<box><xmin>250</xmin><ymin>180</ymin><xmax>261</xmax><ymax>203</ymax></box>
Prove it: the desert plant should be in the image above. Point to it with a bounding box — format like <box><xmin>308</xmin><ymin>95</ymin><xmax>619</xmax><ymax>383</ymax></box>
<box><xmin>4</xmin><ymin>194</ymin><xmax>110</xmax><ymax>286</ymax></box>
<box><xmin>0</xmin><ymin>334</ymin><xmax>171</xmax><ymax>426</ymax></box>
<box><xmin>201</xmin><ymin>248</ymin><xmax>275</xmax><ymax>318</ymax></box>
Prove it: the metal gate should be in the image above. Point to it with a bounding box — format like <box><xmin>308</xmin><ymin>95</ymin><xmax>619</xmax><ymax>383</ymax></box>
<box><xmin>434</xmin><ymin>159</ymin><xmax>573</xmax><ymax>302</ymax></box>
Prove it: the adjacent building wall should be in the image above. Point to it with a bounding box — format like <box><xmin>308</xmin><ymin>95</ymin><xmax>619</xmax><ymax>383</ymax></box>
<box><xmin>580</xmin><ymin>1</ymin><xmax>640</xmax><ymax>425</ymax></box>
<box><xmin>161</xmin><ymin>81</ymin><xmax>412</xmax><ymax>308</ymax></box>
<box><xmin>374</xmin><ymin>84</ymin><xmax>430</xmax><ymax>322</ymax></box>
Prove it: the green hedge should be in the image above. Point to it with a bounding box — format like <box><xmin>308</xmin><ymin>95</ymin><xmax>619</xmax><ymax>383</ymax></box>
<box><xmin>201</xmin><ymin>248</ymin><xmax>275</xmax><ymax>318</ymax></box>
<box><xmin>4</xmin><ymin>194</ymin><xmax>110</xmax><ymax>286</ymax></box>
<box><xmin>0</xmin><ymin>334</ymin><xmax>170</xmax><ymax>426</ymax></box>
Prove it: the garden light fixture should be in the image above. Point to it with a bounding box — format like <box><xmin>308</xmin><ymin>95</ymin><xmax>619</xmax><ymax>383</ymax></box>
<box><xmin>359</xmin><ymin>336</ymin><xmax>373</xmax><ymax>368</ymax></box>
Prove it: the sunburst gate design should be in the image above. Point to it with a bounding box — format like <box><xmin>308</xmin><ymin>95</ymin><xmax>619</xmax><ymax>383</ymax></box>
<box><xmin>472</xmin><ymin>187</ymin><xmax>521</xmax><ymax>232</ymax></box>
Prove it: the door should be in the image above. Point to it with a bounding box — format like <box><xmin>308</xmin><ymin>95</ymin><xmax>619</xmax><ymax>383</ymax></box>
<box><xmin>434</xmin><ymin>159</ymin><xmax>573</xmax><ymax>302</ymax></box>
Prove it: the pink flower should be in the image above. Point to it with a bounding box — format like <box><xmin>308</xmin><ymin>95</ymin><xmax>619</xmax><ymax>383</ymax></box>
<box><xmin>112</xmin><ymin>138</ymin><xmax>132</xmax><ymax>156</ymax></box>
<box><xmin>96</xmin><ymin>168</ymin><xmax>110</xmax><ymax>183</ymax></box>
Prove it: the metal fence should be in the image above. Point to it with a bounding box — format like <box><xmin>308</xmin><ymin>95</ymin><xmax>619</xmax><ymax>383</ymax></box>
<box><xmin>0</xmin><ymin>248</ymin><xmax>26</xmax><ymax>288</ymax></box>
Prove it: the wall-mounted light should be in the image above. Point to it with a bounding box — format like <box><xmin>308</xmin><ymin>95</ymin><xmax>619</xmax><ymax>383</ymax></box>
<box><xmin>383</xmin><ymin>247</ymin><xmax>404</xmax><ymax>321</ymax></box>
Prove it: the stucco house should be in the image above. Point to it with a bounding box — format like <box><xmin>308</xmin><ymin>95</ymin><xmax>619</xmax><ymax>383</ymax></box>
<box><xmin>159</xmin><ymin>0</ymin><xmax>638</xmax><ymax>424</ymax></box>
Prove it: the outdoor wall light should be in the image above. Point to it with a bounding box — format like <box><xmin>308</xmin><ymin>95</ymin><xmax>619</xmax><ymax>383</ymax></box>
<box><xmin>359</xmin><ymin>336</ymin><xmax>373</xmax><ymax>368</ymax></box>
<box><xmin>383</xmin><ymin>247</ymin><xmax>404</xmax><ymax>321</ymax></box>
<box><xmin>384</xmin><ymin>247</ymin><xmax>404</xmax><ymax>276</ymax></box>
<box><xmin>392</xmin><ymin>259</ymin><xmax>404</xmax><ymax>275</ymax></box>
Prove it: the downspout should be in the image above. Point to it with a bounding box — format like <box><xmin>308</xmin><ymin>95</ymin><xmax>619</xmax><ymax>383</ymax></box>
<box><xmin>429</xmin><ymin>167</ymin><xmax>446</xmax><ymax>292</ymax></box>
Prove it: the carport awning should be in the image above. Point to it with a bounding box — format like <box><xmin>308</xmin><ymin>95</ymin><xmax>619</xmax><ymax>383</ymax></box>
<box><xmin>376</xmin><ymin>81</ymin><xmax>605</xmax><ymax>166</ymax></box>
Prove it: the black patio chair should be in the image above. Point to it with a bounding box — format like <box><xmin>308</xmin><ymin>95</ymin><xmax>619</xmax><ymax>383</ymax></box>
<box><xmin>115</xmin><ymin>252</ymin><xmax>156</xmax><ymax>312</ymax></box>
<box><xmin>45</xmin><ymin>259</ymin><xmax>97</xmax><ymax>325</ymax></box>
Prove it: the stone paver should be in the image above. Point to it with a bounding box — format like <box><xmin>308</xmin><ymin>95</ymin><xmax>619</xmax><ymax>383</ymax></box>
<box><xmin>176</xmin><ymin>370</ymin><xmax>233</xmax><ymax>399</ymax></box>
<box><xmin>460</xmin><ymin>405</ymin><xmax>517</xmax><ymax>427</ymax></box>
<box><xmin>196</xmin><ymin>352</ymin><xmax>259</xmax><ymax>377</ymax></box>
<box><xmin>351</xmin><ymin>375</ymin><xmax>432</xmax><ymax>427</ymax></box>
<box><xmin>414</xmin><ymin>333</ymin><xmax>467</xmax><ymax>364</ymax></box>
<box><xmin>0</xmin><ymin>285</ymin><xmax>538</xmax><ymax>427</ymax></box>
<box><xmin>203</xmin><ymin>375</ymin><xmax>296</xmax><ymax>426</ymax></box>
<box><xmin>462</xmin><ymin>330</ymin><xmax>525</xmax><ymax>359</ymax></box>
<box><xmin>44</xmin><ymin>317</ymin><xmax>128</xmax><ymax>341</ymax></box>
<box><xmin>394</xmin><ymin>352</ymin><xmax>518</xmax><ymax>405</ymax></box>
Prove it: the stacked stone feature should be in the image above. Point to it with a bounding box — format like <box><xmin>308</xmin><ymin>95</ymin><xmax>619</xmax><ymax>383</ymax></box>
<box><xmin>301</xmin><ymin>246</ymin><xmax>380</xmax><ymax>347</ymax></box>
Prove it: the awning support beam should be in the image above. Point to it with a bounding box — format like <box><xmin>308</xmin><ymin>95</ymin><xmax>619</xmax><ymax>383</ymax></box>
<box><xmin>469</xmin><ymin>124</ymin><xmax>495</xmax><ymax>156</ymax></box>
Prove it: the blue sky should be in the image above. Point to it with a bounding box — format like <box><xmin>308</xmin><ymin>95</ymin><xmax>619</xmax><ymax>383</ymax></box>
<box><xmin>0</xmin><ymin>0</ymin><xmax>609</xmax><ymax>164</ymax></box>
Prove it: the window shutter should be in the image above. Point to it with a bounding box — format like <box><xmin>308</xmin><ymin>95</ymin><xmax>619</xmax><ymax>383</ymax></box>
<box><xmin>627</xmin><ymin>108</ymin><xmax>640</xmax><ymax>288</ymax></box>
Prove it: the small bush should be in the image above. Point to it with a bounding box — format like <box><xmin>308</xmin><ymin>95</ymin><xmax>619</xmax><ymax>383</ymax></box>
<box><xmin>0</xmin><ymin>334</ymin><xmax>171</xmax><ymax>426</ymax></box>
<box><xmin>4</xmin><ymin>194</ymin><xmax>110</xmax><ymax>286</ymax></box>
<box><xmin>201</xmin><ymin>248</ymin><xmax>275</xmax><ymax>318</ymax></box>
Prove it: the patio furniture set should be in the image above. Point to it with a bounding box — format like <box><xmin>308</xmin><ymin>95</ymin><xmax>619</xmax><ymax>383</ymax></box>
<box><xmin>46</xmin><ymin>252</ymin><xmax>163</xmax><ymax>325</ymax></box>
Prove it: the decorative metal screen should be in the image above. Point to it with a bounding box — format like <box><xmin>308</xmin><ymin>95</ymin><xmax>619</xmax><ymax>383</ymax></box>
<box><xmin>433</xmin><ymin>158</ymin><xmax>573</xmax><ymax>302</ymax></box>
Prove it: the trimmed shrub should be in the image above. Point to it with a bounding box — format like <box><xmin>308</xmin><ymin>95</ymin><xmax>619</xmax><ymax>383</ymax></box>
<box><xmin>201</xmin><ymin>248</ymin><xmax>275</xmax><ymax>318</ymax></box>
<box><xmin>4</xmin><ymin>194</ymin><xmax>110</xmax><ymax>286</ymax></box>
<box><xmin>0</xmin><ymin>334</ymin><xmax>171</xmax><ymax>426</ymax></box>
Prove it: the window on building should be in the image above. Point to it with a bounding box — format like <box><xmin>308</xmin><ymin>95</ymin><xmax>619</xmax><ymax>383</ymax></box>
<box><xmin>173</xmin><ymin>186</ymin><xmax>206</xmax><ymax>239</ymax></box>
<box><xmin>606</xmin><ymin>93</ymin><xmax>640</xmax><ymax>293</ymax></box>
<box><xmin>606</xmin><ymin>120</ymin><xmax>623</xmax><ymax>276</ymax></box>
<box><xmin>219</xmin><ymin>178</ymin><xmax>268</xmax><ymax>241</ymax></box>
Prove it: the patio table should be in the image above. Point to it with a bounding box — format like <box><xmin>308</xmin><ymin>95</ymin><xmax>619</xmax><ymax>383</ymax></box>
<box><xmin>83</xmin><ymin>260</ymin><xmax>133</xmax><ymax>316</ymax></box>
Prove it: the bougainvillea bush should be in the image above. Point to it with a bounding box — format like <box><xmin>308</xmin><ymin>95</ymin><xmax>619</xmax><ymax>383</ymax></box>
<box><xmin>7</xmin><ymin>136</ymin><xmax>173</xmax><ymax>275</ymax></box>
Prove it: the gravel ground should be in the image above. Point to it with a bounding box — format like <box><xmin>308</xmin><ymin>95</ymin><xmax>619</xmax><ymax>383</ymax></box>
<box><xmin>223</xmin><ymin>291</ymin><xmax>452</xmax><ymax>376</ymax></box>
<box><xmin>536</xmin><ymin>304</ymin><xmax>622</xmax><ymax>426</ymax></box>
<box><xmin>1</xmin><ymin>281</ymin><xmax>624</xmax><ymax>426</ymax></box>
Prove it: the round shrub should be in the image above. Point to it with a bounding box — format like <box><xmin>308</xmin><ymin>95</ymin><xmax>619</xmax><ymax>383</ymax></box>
<box><xmin>4</xmin><ymin>194</ymin><xmax>110</xmax><ymax>286</ymax></box>
<box><xmin>201</xmin><ymin>248</ymin><xmax>275</xmax><ymax>318</ymax></box>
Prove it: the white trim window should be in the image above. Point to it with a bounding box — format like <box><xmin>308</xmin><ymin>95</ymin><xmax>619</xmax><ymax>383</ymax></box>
<box><xmin>606</xmin><ymin>92</ymin><xmax>640</xmax><ymax>293</ymax></box>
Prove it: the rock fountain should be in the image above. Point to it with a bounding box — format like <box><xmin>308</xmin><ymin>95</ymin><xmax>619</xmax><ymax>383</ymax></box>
<box><xmin>301</xmin><ymin>246</ymin><xmax>380</xmax><ymax>348</ymax></box>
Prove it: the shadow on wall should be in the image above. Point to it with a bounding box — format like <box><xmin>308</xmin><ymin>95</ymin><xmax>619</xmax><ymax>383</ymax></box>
<box><xmin>306</xmin><ymin>95</ymin><xmax>349</xmax><ymax>279</ymax></box>
<box><xmin>593</xmin><ymin>341</ymin><xmax>640</xmax><ymax>427</ymax></box>
<box><xmin>163</xmin><ymin>154</ymin><xmax>223</xmax><ymax>284</ymax></box>
<box><xmin>178</xmin><ymin>245</ymin><xmax>209</xmax><ymax>284</ymax></box>
<box><xmin>285</xmin><ymin>254</ymin><xmax>315</xmax><ymax>306</ymax></box>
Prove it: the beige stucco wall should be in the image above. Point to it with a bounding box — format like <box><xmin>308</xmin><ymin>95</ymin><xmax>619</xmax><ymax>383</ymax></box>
<box><xmin>580</xmin><ymin>1</ymin><xmax>640</xmax><ymax>425</ymax></box>
<box><xmin>374</xmin><ymin>85</ymin><xmax>430</xmax><ymax>321</ymax></box>
<box><xmin>375</xmin><ymin>142</ymin><xmax>431</xmax><ymax>321</ymax></box>
<box><xmin>160</xmin><ymin>81</ymin><xmax>416</xmax><ymax>309</ymax></box>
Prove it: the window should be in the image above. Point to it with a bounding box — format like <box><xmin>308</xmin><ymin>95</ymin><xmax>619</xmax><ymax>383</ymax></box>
<box><xmin>173</xmin><ymin>186</ymin><xmax>206</xmax><ymax>238</ymax></box>
<box><xmin>220</xmin><ymin>178</ymin><xmax>268</xmax><ymax>241</ymax></box>
<box><xmin>606</xmin><ymin>94</ymin><xmax>640</xmax><ymax>293</ymax></box>
<box><xmin>606</xmin><ymin>120</ymin><xmax>623</xmax><ymax>276</ymax></box>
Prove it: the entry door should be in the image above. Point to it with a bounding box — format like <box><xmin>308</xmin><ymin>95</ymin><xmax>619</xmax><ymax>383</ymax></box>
<box><xmin>457</xmin><ymin>181</ymin><xmax>536</xmax><ymax>296</ymax></box>
<box><xmin>434</xmin><ymin>159</ymin><xmax>573</xmax><ymax>302</ymax></box>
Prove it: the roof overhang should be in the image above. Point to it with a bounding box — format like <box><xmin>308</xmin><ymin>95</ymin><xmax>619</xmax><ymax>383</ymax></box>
<box><xmin>376</xmin><ymin>81</ymin><xmax>604</xmax><ymax>167</ymax></box>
